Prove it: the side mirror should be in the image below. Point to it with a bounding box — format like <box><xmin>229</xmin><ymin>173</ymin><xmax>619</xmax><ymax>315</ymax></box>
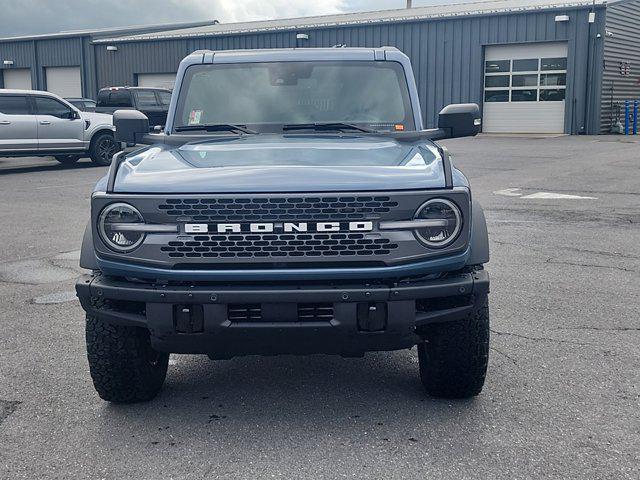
<box><xmin>114</xmin><ymin>109</ymin><xmax>149</xmax><ymax>144</ymax></box>
<box><xmin>438</xmin><ymin>103</ymin><xmax>481</xmax><ymax>139</ymax></box>
<box><xmin>63</xmin><ymin>110</ymin><xmax>79</xmax><ymax>120</ymax></box>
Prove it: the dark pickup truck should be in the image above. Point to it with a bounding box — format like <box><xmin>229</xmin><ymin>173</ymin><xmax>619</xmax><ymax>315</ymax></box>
<box><xmin>95</xmin><ymin>87</ymin><xmax>172</xmax><ymax>128</ymax></box>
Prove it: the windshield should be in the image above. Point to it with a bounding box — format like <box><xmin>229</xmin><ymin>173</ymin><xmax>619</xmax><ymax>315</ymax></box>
<box><xmin>174</xmin><ymin>61</ymin><xmax>415</xmax><ymax>133</ymax></box>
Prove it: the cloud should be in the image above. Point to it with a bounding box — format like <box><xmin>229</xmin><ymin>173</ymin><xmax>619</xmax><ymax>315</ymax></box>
<box><xmin>198</xmin><ymin>0</ymin><xmax>345</xmax><ymax>23</ymax></box>
<box><xmin>0</xmin><ymin>0</ymin><xmax>453</xmax><ymax>37</ymax></box>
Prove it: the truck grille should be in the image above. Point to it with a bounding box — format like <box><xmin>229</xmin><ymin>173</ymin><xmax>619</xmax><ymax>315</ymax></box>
<box><xmin>158</xmin><ymin>196</ymin><xmax>399</xmax><ymax>222</ymax></box>
<box><xmin>160</xmin><ymin>233</ymin><xmax>398</xmax><ymax>259</ymax></box>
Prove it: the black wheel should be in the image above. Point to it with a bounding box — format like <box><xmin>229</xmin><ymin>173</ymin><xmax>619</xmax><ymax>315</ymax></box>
<box><xmin>417</xmin><ymin>294</ymin><xmax>490</xmax><ymax>399</ymax></box>
<box><xmin>54</xmin><ymin>155</ymin><xmax>80</xmax><ymax>166</ymax></box>
<box><xmin>86</xmin><ymin>315</ymin><xmax>169</xmax><ymax>403</ymax></box>
<box><xmin>89</xmin><ymin>132</ymin><xmax>119</xmax><ymax>166</ymax></box>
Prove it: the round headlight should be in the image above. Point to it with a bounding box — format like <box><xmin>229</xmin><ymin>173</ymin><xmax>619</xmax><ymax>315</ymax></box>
<box><xmin>414</xmin><ymin>198</ymin><xmax>462</xmax><ymax>248</ymax></box>
<box><xmin>98</xmin><ymin>203</ymin><xmax>145</xmax><ymax>252</ymax></box>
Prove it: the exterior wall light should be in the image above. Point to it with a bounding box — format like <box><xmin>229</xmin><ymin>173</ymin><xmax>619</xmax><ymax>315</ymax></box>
<box><xmin>554</xmin><ymin>15</ymin><xmax>570</xmax><ymax>22</ymax></box>
<box><xmin>296</xmin><ymin>33</ymin><xmax>309</xmax><ymax>40</ymax></box>
<box><xmin>3</xmin><ymin>60</ymin><xmax>14</xmax><ymax>66</ymax></box>
<box><xmin>106</xmin><ymin>45</ymin><xmax>118</xmax><ymax>52</ymax></box>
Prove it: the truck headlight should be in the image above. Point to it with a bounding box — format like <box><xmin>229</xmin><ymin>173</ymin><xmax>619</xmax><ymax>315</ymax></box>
<box><xmin>414</xmin><ymin>198</ymin><xmax>462</xmax><ymax>247</ymax></box>
<box><xmin>98</xmin><ymin>203</ymin><xmax>145</xmax><ymax>252</ymax></box>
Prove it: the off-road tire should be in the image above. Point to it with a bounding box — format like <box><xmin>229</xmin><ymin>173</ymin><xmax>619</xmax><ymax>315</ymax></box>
<box><xmin>89</xmin><ymin>132</ymin><xmax>118</xmax><ymax>166</ymax></box>
<box><xmin>54</xmin><ymin>155</ymin><xmax>80</xmax><ymax>166</ymax></box>
<box><xmin>86</xmin><ymin>315</ymin><xmax>169</xmax><ymax>403</ymax></box>
<box><xmin>418</xmin><ymin>294</ymin><xmax>489</xmax><ymax>399</ymax></box>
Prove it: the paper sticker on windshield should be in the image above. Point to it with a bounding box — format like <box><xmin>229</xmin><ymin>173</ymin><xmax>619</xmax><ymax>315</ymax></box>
<box><xmin>188</xmin><ymin>110</ymin><xmax>203</xmax><ymax>125</ymax></box>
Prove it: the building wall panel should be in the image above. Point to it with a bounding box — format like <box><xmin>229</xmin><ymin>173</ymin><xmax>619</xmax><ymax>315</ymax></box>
<box><xmin>600</xmin><ymin>0</ymin><xmax>640</xmax><ymax>132</ymax></box>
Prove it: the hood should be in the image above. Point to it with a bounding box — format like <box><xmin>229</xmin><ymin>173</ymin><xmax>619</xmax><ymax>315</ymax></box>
<box><xmin>81</xmin><ymin>111</ymin><xmax>113</xmax><ymax>125</ymax></box>
<box><xmin>113</xmin><ymin>134</ymin><xmax>446</xmax><ymax>193</ymax></box>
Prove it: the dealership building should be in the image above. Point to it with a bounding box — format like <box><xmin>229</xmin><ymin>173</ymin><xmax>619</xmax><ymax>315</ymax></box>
<box><xmin>1</xmin><ymin>0</ymin><xmax>639</xmax><ymax>134</ymax></box>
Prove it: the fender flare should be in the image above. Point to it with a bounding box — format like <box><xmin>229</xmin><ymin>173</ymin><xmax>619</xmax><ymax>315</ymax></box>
<box><xmin>79</xmin><ymin>221</ymin><xmax>99</xmax><ymax>270</ymax></box>
<box><xmin>467</xmin><ymin>199</ymin><xmax>490</xmax><ymax>266</ymax></box>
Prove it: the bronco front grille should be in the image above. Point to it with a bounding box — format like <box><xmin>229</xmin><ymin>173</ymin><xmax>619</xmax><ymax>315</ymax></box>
<box><xmin>160</xmin><ymin>232</ymin><xmax>398</xmax><ymax>259</ymax></box>
<box><xmin>158</xmin><ymin>196</ymin><xmax>399</xmax><ymax>222</ymax></box>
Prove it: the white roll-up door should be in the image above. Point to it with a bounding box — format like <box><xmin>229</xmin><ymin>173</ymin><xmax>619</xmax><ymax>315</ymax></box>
<box><xmin>45</xmin><ymin>67</ymin><xmax>82</xmax><ymax>98</ymax></box>
<box><xmin>483</xmin><ymin>42</ymin><xmax>568</xmax><ymax>134</ymax></box>
<box><xmin>137</xmin><ymin>73</ymin><xmax>176</xmax><ymax>90</ymax></box>
<box><xmin>2</xmin><ymin>69</ymin><xmax>32</xmax><ymax>89</ymax></box>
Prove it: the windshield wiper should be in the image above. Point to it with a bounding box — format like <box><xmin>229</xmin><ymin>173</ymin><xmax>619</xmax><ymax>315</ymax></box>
<box><xmin>174</xmin><ymin>123</ymin><xmax>257</xmax><ymax>134</ymax></box>
<box><xmin>282</xmin><ymin>122</ymin><xmax>376</xmax><ymax>133</ymax></box>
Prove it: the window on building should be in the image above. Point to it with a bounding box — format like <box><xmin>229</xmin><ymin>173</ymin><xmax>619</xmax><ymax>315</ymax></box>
<box><xmin>511</xmin><ymin>74</ymin><xmax>537</xmax><ymax>87</ymax></box>
<box><xmin>511</xmin><ymin>89</ymin><xmax>537</xmax><ymax>102</ymax></box>
<box><xmin>540</xmin><ymin>73</ymin><xmax>566</xmax><ymax>86</ymax></box>
<box><xmin>484</xmin><ymin>56</ymin><xmax>567</xmax><ymax>103</ymax></box>
<box><xmin>485</xmin><ymin>60</ymin><xmax>510</xmax><ymax>73</ymax></box>
<box><xmin>485</xmin><ymin>90</ymin><xmax>510</xmax><ymax>103</ymax></box>
<box><xmin>485</xmin><ymin>75</ymin><xmax>510</xmax><ymax>88</ymax></box>
<box><xmin>0</xmin><ymin>95</ymin><xmax>30</xmax><ymax>114</ymax></box>
<box><xmin>541</xmin><ymin>57</ymin><xmax>567</xmax><ymax>71</ymax></box>
<box><xmin>512</xmin><ymin>59</ymin><xmax>539</xmax><ymax>72</ymax></box>
<box><xmin>539</xmin><ymin>89</ymin><xmax>566</xmax><ymax>102</ymax></box>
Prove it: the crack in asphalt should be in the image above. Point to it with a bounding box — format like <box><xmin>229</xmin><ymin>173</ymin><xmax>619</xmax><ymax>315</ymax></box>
<box><xmin>544</xmin><ymin>258</ymin><xmax>639</xmax><ymax>274</ymax></box>
<box><xmin>523</xmin><ymin>186</ymin><xmax>640</xmax><ymax>196</ymax></box>
<box><xmin>490</xmin><ymin>328</ymin><xmax>594</xmax><ymax>346</ymax></box>
<box><xmin>0</xmin><ymin>400</ymin><xmax>21</xmax><ymax>425</ymax></box>
<box><xmin>486</xmin><ymin>207</ymin><xmax>639</xmax><ymax>225</ymax></box>
<box><xmin>556</xmin><ymin>326</ymin><xmax>640</xmax><ymax>332</ymax></box>
<box><xmin>490</xmin><ymin>346</ymin><xmax>518</xmax><ymax>365</ymax></box>
<box><xmin>492</xmin><ymin>240</ymin><xmax>640</xmax><ymax>261</ymax></box>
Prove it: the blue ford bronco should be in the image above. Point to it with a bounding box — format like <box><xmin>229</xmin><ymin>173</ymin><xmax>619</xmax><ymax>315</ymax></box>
<box><xmin>76</xmin><ymin>47</ymin><xmax>490</xmax><ymax>403</ymax></box>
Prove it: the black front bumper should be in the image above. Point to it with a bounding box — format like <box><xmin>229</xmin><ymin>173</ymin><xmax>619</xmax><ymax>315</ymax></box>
<box><xmin>76</xmin><ymin>270</ymin><xmax>489</xmax><ymax>358</ymax></box>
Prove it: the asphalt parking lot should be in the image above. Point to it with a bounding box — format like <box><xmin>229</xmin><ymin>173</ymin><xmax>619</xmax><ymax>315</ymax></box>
<box><xmin>0</xmin><ymin>135</ymin><xmax>638</xmax><ymax>479</ymax></box>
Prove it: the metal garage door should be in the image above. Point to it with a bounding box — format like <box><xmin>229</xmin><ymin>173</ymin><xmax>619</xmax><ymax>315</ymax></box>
<box><xmin>2</xmin><ymin>69</ymin><xmax>32</xmax><ymax>89</ymax></box>
<box><xmin>483</xmin><ymin>43</ymin><xmax>568</xmax><ymax>134</ymax></box>
<box><xmin>137</xmin><ymin>73</ymin><xmax>176</xmax><ymax>90</ymax></box>
<box><xmin>45</xmin><ymin>67</ymin><xmax>82</xmax><ymax>98</ymax></box>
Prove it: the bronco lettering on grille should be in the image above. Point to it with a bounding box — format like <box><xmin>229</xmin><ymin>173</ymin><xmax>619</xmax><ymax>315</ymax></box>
<box><xmin>184</xmin><ymin>221</ymin><xmax>374</xmax><ymax>234</ymax></box>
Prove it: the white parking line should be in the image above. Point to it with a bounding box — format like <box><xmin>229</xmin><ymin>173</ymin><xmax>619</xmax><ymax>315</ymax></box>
<box><xmin>494</xmin><ymin>188</ymin><xmax>597</xmax><ymax>200</ymax></box>
<box><xmin>493</xmin><ymin>188</ymin><xmax>522</xmax><ymax>197</ymax></box>
<box><xmin>520</xmin><ymin>192</ymin><xmax>597</xmax><ymax>200</ymax></box>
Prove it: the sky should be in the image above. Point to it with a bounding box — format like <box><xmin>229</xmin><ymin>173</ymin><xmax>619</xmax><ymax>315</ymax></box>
<box><xmin>0</xmin><ymin>0</ymin><xmax>463</xmax><ymax>37</ymax></box>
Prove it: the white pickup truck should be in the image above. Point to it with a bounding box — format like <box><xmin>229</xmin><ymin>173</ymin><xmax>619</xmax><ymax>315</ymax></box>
<box><xmin>0</xmin><ymin>89</ymin><xmax>118</xmax><ymax>166</ymax></box>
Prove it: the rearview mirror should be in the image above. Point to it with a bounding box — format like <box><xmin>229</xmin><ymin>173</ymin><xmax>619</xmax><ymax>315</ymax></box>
<box><xmin>438</xmin><ymin>103</ymin><xmax>481</xmax><ymax>139</ymax></box>
<box><xmin>114</xmin><ymin>109</ymin><xmax>149</xmax><ymax>144</ymax></box>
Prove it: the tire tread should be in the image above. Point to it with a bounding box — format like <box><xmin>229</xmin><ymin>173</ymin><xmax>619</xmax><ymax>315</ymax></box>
<box><xmin>418</xmin><ymin>294</ymin><xmax>489</xmax><ymax>399</ymax></box>
<box><xmin>86</xmin><ymin>315</ymin><xmax>168</xmax><ymax>403</ymax></box>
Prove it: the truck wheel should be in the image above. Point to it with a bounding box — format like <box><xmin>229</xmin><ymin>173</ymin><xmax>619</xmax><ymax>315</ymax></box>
<box><xmin>89</xmin><ymin>132</ymin><xmax>118</xmax><ymax>166</ymax></box>
<box><xmin>54</xmin><ymin>155</ymin><xmax>80</xmax><ymax>166</ymax></box>
<box><xmin>85</xmin><ymin>315</ymin><xmax>168</xmax><ymax>403</ymax></box>
<box><xmin>417</xmin><ymin>294</ymin><xmax>489</xmax><ymax>399</ymax></box>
